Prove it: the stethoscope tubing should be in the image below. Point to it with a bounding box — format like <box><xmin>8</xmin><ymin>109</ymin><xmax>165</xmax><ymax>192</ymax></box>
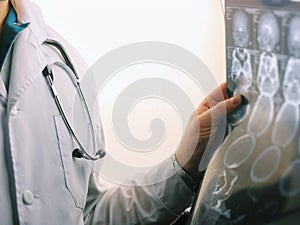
<box><xmin>42</xmin><ymin>39</ymin><xmax>105</xmax><ymax>161</ymax></box>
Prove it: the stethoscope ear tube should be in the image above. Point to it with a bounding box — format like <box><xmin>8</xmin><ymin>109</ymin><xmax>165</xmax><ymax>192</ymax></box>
<box><xmin>42</xmin><ymin>39</ymin><xmax>106</xmax><ymax>161</ymax></box>
<box><xmin>43</xmin><ymin>39</ymin><xmax>79</xmax><ymax>79</ymax></box>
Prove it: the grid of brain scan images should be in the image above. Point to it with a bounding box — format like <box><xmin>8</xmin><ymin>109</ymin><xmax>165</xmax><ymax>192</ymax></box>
<box><xmin>186</xmin><ymin>1</ymin><xmax>300</xmax><ymax>225</ymax></box>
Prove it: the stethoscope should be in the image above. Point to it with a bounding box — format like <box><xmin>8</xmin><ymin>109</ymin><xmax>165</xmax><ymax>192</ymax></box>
<box><xmin>42</xmin><ymin>39</ymin><xmax>106</xmax><ymax>161</ymax></box>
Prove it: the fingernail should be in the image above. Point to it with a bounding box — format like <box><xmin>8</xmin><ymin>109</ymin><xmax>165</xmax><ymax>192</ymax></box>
<box><xmin>231</xmin><ymin>95</ymin><xmax>242</xmax><ymax>106</ymax></box>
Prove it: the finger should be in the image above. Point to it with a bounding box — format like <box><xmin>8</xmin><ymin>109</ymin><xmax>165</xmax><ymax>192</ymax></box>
<box><xmin>210</xmin><ymin>82</ymin><xmax>229</xmax><ymax>99</ymax></box>
<box><xmin>211</xmin><ymin>94</ymin><xmax>242</xmax><ymax>121</ymax></box>
<box><xmin>200</xmin><ymin>95</ymin><xmax>242</xmax><ymax>126</ymax></box>
<box><xmin>198</xmin><ymin>83</ymin><xmax>229</xmax><ymax>110</ymax></box>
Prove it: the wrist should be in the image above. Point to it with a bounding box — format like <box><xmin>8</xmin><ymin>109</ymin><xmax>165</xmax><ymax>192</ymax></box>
<box><xmin>175</xmin><ymin>141</ymin><xmax>207</xmax><ymax>183</ymax></box>
<box><xmin>172</xmin><ymin>154</ymin><xmax>203</xmax><ymax>192</ymax></box>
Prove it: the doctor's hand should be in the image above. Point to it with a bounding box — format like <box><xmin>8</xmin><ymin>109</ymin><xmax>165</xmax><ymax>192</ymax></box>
<box><xmin>175</xmin><ymin>83</ymin><xmax>242</xmax><ymax>182</ymax></box>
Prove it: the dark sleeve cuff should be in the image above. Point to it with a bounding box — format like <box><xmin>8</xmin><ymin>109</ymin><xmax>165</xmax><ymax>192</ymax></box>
<box><xmin>172</xmin><ymin>154</ymin><xmax>200</xmax><ymax>192</ymax></box>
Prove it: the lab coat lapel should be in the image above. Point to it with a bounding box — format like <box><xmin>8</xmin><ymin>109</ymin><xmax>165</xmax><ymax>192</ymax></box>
<box><xmin>8</xmin><ymin>30</ymin><xmax>47</xmax><ymax>112</ymax></box>
<box><xmin>8</xmin><ymin>0</ymin><xmax>48</xmax><ymax>112</ymax></box>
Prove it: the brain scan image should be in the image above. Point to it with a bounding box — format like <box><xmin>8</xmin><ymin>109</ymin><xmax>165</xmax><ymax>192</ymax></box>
<box><xmin>187</xmin><ymin>2</ymin><xmax>300</xmax><ymax>225</ymax></box>
<box><xmin>232</xmin><ymin>10</ymin><xmax>250</xmax><ymax>48</ymax></box>
<box><xmin>272</xmin><ymin>16</ymin><xmax>300</xmax><ymax>147</ymax></box>
<box><xmin>229</xmin><ymin>10</ymin><xmax>252</xmax><ymax>126</ymax></box>
<box><xmin>247</xmin><ymin>12</ymin><xmax>280</xmax><ymax>137</ymax></box>
<box><xmin>288</xmin><ymin>16</ymin><xmax>300</xmax><ymax>58</ymax></box>
<box><xmin>257</xmin><ymin>12</ymin><xmax>280</xmax><ymax>52</ymax></box>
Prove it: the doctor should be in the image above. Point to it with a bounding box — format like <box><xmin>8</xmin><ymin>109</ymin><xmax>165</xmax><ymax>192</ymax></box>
<box><xmin>0</xmin><ymin>0</ymin><xmax>242</xmax><ymax>224</ymax></box>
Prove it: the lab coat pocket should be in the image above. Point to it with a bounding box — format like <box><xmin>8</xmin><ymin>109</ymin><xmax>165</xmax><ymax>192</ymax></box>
<box><xmin>54</xmin><ymin>115</ymin><xmax>91</xmax><ymax>210</ymax></box>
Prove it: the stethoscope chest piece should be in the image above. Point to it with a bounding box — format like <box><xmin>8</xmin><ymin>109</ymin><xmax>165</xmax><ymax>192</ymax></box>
<box><xmin>72</xmin><ymin>148</ymin><xmax>106</xmax><ymax>160</ymax></box>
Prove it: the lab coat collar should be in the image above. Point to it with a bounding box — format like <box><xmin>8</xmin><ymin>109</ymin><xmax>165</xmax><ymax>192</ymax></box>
<box><xmin>7</xmin><ymin>0</ymin><xmax>49</xmax><ymax>112</ymax></box>
<box><xmin>10</xmin><ymin>0</ymin><xmax>48</xmax><ymax>45</ymax></box>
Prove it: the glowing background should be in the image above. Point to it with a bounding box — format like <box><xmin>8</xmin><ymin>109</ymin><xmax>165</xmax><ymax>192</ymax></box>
<box><xmin>33</xmin><ymin>0</ymin><xmax>225</xmax><ymax>81</ymax></box>
<box><xmin>32</xmin><ymin>0</ymin><xmax>226</xmax><ymax>183</ymax></box>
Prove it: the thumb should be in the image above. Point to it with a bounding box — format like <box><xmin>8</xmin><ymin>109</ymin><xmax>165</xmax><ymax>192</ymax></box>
<box><xmin>228</xmin><ymin>95</ymin><xmax>243</xmax><ymax>113</ymax></box>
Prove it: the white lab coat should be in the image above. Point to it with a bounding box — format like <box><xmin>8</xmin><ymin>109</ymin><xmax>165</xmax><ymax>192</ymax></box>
<box><xmin>0</xmin><ymin>0</ymin><xmax>195</xmax><ymax>224</ymax></box>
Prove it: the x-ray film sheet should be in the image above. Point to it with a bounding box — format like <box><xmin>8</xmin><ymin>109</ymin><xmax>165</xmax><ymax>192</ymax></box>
<box><xmin>187</xmin><ymin>1</ymin><xmax>300</xmax><ymax>224</ymax></box>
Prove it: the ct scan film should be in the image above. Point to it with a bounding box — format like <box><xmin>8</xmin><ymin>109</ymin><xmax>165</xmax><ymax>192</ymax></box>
<box><xmin>187</xmin><ymin>0</ymin><xmax>300</xmax><ymax>224</ymax></box>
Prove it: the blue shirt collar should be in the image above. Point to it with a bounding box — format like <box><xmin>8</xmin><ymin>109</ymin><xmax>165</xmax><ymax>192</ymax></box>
<box><xmin>0</xmin><ymin>5</ymin><xmax>29</xmax><ymax>70</ymax></box>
